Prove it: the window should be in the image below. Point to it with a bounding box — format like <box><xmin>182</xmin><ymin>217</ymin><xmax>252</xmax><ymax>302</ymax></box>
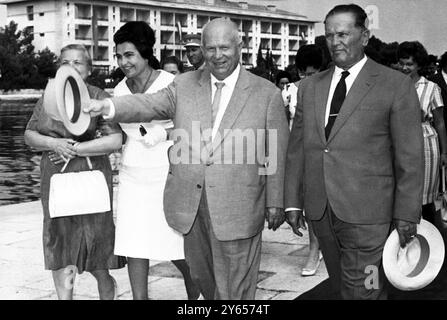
<box><xmin>39</xmin><ymin>12</ymin><xmax>44</xmax><ymax>17</ymax></box>
<box><xmin>24</xmin><ymin>26</ymin><xmax>34</xmax><ymax>40</ymax></box>
<box><xmin>27</xmin><ymin>6</ymin><xmax>34</xmax><ymax>21</ymax></box>
<box><xmin>39</xmin><ymin>33</ymin><xmax>44</xmax><ymax>37</ymax></box>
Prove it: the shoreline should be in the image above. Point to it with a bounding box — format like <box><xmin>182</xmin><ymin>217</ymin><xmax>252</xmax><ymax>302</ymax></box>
<box><xmin>0</xmin><ymin>88</ymin><xmax>114</xmax><ymax>102</ymax></box>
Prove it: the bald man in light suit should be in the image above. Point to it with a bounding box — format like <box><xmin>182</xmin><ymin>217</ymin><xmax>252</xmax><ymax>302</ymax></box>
<box><xmin>86</xmin><ymin>18</ymin><xmax>289</xmax><ymax>300</ymax></box>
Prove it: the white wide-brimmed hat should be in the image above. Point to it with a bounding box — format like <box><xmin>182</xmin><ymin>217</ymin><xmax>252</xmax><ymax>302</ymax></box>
<box><xmin>43</xmin><ymin>65</ymin><xmax>91</xmax><ymax>136</ymax></box>
<box><xmin>383</xmin><ymin>219</ymin><xmax>445</xmax><ymax>291</ymax></box>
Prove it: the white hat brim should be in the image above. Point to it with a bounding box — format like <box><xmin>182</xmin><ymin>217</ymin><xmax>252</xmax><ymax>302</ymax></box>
<box><xmin>55</xmin><ymin>65</ymin><xmax>91</xmax><ymax>136</ymax></box>
<box><xmin>383</xmin><ymin>219</ymin><xmax>445</xmax><ymax>291</ymax></box>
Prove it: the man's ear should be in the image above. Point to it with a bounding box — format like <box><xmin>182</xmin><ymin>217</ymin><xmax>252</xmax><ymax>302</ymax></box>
<box><xmin>362</xmin><ymin>29</ymin><xmax>370</xmax><ymax>47</ymax></box>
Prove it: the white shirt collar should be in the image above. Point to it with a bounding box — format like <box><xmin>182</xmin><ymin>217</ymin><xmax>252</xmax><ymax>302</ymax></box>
<box><xmin>210</xmin><ymin>64</ymin><xmax>241</xmax><ymax>89</ymax></box>
<box><xmin>333</xmin><ymin>55</ymin><xmax>368</xmax><ymax>79</ymax></box>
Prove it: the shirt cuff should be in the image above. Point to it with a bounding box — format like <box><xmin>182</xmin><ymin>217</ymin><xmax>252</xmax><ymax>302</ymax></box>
<box><xmin>102</xmin><ymin>98</ymin><xmax>115</xmax><ymax>119</ymax></box>
<box><xmin>285</xmin><ymin>207</ymin><xmax>303</xmax><ymax>212</ymax></box>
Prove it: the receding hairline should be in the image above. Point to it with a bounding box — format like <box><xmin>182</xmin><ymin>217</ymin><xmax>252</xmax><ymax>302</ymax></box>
<box><xmin>201</xmin><ymin>18</ymin><xmax>241</xmax><ymax>45</ymax></box>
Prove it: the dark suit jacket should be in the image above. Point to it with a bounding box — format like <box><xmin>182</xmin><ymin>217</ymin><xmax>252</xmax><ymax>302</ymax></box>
<box><xmin>285</xmin><ymin>59</ymin><xmax>424</xmax><ymax>224</ymax></box>
<box><xmin>110</xmin><ymin>67</ymin><xmax>289</xmax><ymax>241</ymax></box>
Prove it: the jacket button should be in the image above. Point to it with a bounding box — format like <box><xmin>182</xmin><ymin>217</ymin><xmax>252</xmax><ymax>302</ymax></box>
<box><xmin>324</xmin><ymin>148</ymin><xmax>330</xmax><ymax>153</ymax></box>
<box><xmin>197</xmin><ymin>184</ymin><xmax>202</xmax><ymax>189</ymax></box>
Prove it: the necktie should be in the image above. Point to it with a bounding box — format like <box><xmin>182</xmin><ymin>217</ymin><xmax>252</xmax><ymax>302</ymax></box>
<box><xmin>325</xmin><ymin>70</ymin><xmax>350</xmax><ymax>139</ymax></box>
<box><xmin>212</xmin><ymin>82</ymin><xmax>225</xmax><ymax>128</ymax></box>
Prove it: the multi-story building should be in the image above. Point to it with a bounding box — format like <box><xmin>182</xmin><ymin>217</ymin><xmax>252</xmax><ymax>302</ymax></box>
<box><xmin>2</xmin><ymin>0</ymin><xmax>316</xmax><ymax>71</ymax></box>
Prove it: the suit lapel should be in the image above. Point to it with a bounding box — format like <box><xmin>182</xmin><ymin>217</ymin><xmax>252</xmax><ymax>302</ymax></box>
<box><xmin>211</xmin><ymin>67</ymin><xmax>251</xmax><ymax>152</ymax></box>
<box><xmin>315</xmin><ymin>68</ymin><xmax>333</xmax><ymax>143</ymax></box>
<box><xmin>327</xmin><ymin>59</ymin><xmax>379</xmax><ymax>143</ymax></box>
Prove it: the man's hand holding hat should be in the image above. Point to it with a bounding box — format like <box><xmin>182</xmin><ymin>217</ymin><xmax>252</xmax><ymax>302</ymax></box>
<box><xmin>84</xmin><ymin>99</ymin><xmax>112</xmax><ymax>118</ymax></box>
<box><xmin>394</xmin><ymin>219</ymin><xmax>417</xmax><ymax>248</ymax></box>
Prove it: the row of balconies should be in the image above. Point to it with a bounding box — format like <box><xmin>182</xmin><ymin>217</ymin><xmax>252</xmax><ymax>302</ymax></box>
<box><xmin>73</xmin><ymin>4</ymin><xmax>310</xmax><ymax>37</ymax></box>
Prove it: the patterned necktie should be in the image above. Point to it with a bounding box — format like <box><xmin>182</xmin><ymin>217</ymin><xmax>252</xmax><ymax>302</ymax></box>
<box><xmin>212</xmin><ymin>82</ymin><xmax>225</xmax><ymax>128</ymax></box>
<box><xmin>325</xmin><ymin>70</ymin><xmax>350</xmax><ymax>139</ymax></box>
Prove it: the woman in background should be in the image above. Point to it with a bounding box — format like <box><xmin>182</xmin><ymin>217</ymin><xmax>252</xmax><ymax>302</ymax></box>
<box><xmin>113</xmin><ymin>21</ymin><xmax>201</xmax><ymax>300</ymax></box>
<box><xmin>283</xmin><ymin>44</ymin><xmax>326</xmax><ymax>276</ymax></box>
<box><xmin>161</xmin><ymin>55</ymin><xmax>184</xmax><ymax>76</ymax></box>
<box><xmin>24</xmin><ymin>44</ymin><xmax>125</xmax><ymax>300</ymax></box>
<box><xmin>398</xmin><ymin>41</ymin><xmax>447</xmax><ymax>224</ymax></box>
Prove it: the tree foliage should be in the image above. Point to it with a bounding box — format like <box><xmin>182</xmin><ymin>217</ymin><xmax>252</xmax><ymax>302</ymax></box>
<box><xmin>0</xmin><ymin>21</ymin><xmax>57</xmax><ymax>91</ymax></box>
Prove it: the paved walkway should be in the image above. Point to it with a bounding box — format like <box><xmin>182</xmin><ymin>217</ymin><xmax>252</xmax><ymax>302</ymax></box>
<box><xmin>0</xmin><ymin>201</ymin><xmax>327</xmax><ymax>300</ymax></box>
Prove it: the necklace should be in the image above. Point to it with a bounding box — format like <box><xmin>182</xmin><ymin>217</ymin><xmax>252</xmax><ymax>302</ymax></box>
<box><xmin>129</xmin><ymin>68</ymin><xmax>153</xmax><ymax>94</ymax></box>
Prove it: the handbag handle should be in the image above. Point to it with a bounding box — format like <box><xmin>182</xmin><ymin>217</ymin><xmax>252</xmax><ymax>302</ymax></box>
<box><xmin>60</xmin><ymin>156</ymin><xmax>93</xmax><ymax>173</ymax></box>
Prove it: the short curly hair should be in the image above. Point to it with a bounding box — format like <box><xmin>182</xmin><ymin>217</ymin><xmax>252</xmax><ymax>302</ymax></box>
<box><xmin>113</xmin><ymin>21</ymin><xmax>155</xmax><ymax>61</ymax></box>
<box><xmin>397</xmin><ymin>41</ymin><xmax>429</xmax><ymax>69</ymax></box>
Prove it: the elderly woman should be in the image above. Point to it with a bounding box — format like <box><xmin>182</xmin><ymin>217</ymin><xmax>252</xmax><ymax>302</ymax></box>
<box><xmin>24</xmin><ymin>44</ymin><xmax>126</xmax><ymax>300</ymax></box>
<box><xmin>398</xmin><ymin>41</ymin><xmax>447</xmax><ymax>224</ymax></box>
<box><xmin>112</xmin><ymin>21</ymin><xmax>200</xmax><ymax>300</ymax></box>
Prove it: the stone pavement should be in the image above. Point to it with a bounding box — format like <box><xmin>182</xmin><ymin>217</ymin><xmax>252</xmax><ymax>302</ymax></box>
<box><xmin>0</xmin><ymin>201</ymin><xmax>327</xmax><ymax>300</ymax></box>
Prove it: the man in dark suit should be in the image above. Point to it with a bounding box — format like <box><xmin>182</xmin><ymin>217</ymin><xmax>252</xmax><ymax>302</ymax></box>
<box><xmin>86</xmin><ymin>18</ymin><xmax>289</xmax><ymax>300</ymax></box>
<box><xmin>429</xmin><ymin>52</ymin><xmax>447</xmax><ymax>125</ymax></box>
<box><xmin>285</xmin><ymin>4</ymin><xmax>424</xmax><ymax>299</ymax></box>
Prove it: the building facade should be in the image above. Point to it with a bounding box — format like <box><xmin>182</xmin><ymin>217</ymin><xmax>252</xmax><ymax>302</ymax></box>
<box><xmin>3</xmin><ymin>0</ymin><xmax>316</xmax><ymax>71</ymax></box>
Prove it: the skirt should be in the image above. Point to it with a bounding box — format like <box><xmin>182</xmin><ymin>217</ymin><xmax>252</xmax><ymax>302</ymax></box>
<box><xmin>422</xmin><ymin>122</ymin><xmax>440</xmax><ymax>205</ymax></box>
<box><xmin>40</xmin><ymin>153</ymin><xmax>126</xmax><ymax>273</ymax></box>
<box><xmin>114</xmin><ymin>142</ymin><xmax>184</xmax><ymax>260</ymax></box>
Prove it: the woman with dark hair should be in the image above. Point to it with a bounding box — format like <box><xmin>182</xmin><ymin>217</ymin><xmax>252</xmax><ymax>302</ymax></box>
<box><xmin>282</xmin><ymin>44</ymin><xmax>325</xmax><ymax>277</ymax></box>
<box><xmin>24</xmin><ymin>44</ymin><xmax>126</xmax><ymax>299</ymax></box>
<box><xmin>283</xmin><ymin>44</ymin><xmax>324</xmax><ymax>127</ymax></box>
<box><xmin>161</xmin><ymin>55</ymin><xmax>184</xmax><ymax>76</ymax></box>
<box><xmin>275</xmin><ymin>70</ymin><xmax>291</xmax><ymax>91</ymax></box>
<box><xmin>398</xmin><ymin>41</ymin><xmax>447</xmax><ymax>224</ymax></box>
<box><xmin>112</xmin><ymin>21</ymin><xmax>200</xmax><ymax>300</ymax></box>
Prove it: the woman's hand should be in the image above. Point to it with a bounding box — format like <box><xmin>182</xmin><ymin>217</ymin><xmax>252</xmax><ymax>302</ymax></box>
<box><xmin>48</xmin><ymin>138</ymin><xmax>77</xmax><ymax>163</ymax></box>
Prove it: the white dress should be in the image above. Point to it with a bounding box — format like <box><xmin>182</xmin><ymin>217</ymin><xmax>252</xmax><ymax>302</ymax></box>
<box><xmin>113</xmin><ymin>70</ymin><xmax>185</xmax><ymax>260</ymax></box>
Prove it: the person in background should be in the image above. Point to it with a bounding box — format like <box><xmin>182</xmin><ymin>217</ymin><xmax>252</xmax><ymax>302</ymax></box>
<box><xmin>161</xmin><ymin>55</ymin><xmax>184</xmax><ymax>76</ymax></box>
<box><xmin>183</xmin><ymin>33</ymin><xmax>205</xmax><ymax>71</ymax></box>
<box><xmin>112</xmin><ymin>21</ymin><xmax>201</xmax><ymax>300</ymax></box>
<box><xmin>282</xmin><ymin>44</ymin><xmax>325</xmax><ymax>276</ymax></box>
<box><xmin>398</xmin><ymin>41</ymin><xmax>447</xmax><ymax>225</ymax></box>
<box><xmin>24</xmin><ymin>44</ymin><xmax>126</xmax><ymax>300</ymax></box>
<box><xmin>425</xmin><ymin>54</ymin><xmax>439</xmax><ymax>78</ymax></box>
<box><xmin>275</xmin><ymin>70</ymin><xmax>291</xmax><ymax>91</ymax></box>
<box><xmin>429</xmin><ymin>51</ymin><xmax>447</xmax><ymax>126</ymax></box>
<box><xmin>282</xmin><ymin>44</ymin><xmax>326</xmax><ymax>128</ymax></box>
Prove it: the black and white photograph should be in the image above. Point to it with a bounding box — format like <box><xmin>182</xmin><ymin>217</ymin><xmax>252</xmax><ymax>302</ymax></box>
<box><xmin>1</xmin><ymin>0</ymin><xmax>447</xmax><ymax>304</ymax></box>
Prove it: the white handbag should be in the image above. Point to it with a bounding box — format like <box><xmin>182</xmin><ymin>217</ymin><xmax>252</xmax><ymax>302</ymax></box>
<box><xmin>48</xmin><ymin>157</ymin><xmax>111</xmax><ymax>218</ymax></box>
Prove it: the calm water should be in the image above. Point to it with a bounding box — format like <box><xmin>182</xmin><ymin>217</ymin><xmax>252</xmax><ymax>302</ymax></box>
<box><xmin>0</xmin><ymin>100</ymin><xmax>42</xmax><ymax>206</ymax></box>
